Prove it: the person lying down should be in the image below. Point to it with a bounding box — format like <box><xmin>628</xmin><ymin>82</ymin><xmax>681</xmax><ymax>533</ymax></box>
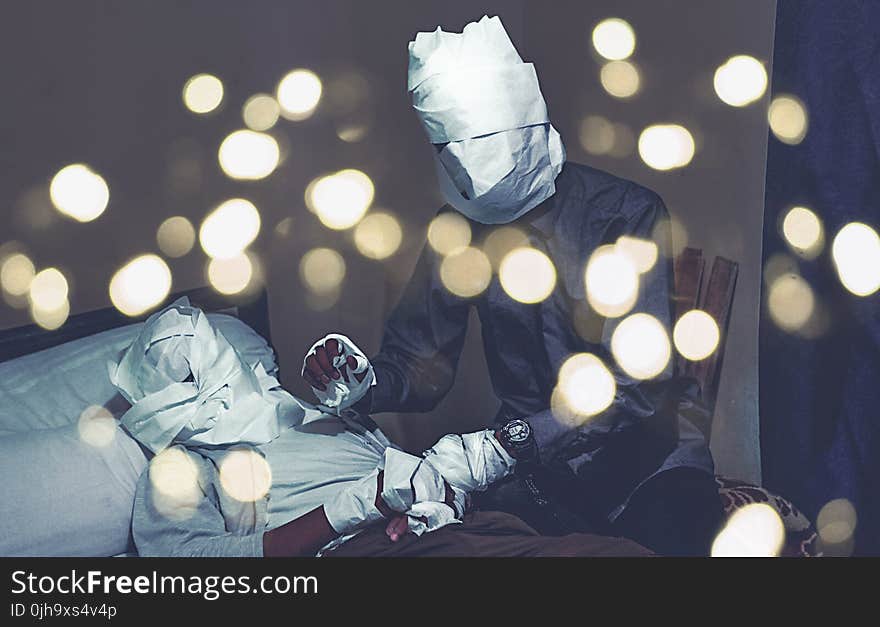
<box><xmin>122</xmin><ymin>300</ymin><xmax>650</xmax><ymax>557</ymax></box>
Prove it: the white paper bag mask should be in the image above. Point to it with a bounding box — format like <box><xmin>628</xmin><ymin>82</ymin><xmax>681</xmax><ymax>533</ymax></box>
<box><xmin>110</xmin><ymin>298</ymin><xmax>308</xmax><ymax>453</ymax></box>
<box><xmin>408</xmin><ymin>15</ymin><xmax>565</xmax><ymax>224</ymax></box>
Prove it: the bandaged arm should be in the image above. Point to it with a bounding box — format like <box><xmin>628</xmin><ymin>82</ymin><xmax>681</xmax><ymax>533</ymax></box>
<box><xmin>423</xmin><ymin>429</ymin><xmax>517</xmax><ymax>493</ymax></box>
<box><xmin>266</xmin><ymin>448</ymin><xmax>461</xmax><ymax>556</ymax></box>
<box><xmin>133</xmin><ymin>446</ymin><xmax>460</xmax><ymax>557</ymax></box>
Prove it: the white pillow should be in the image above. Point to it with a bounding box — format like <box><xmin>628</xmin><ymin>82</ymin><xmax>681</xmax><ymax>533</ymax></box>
<box><xmin>0</xmin><ymin>312</ymin><xmax>277</xmax><ymax>556</ymax></box>
<box><xmin>0</xmin><ymin>423</ymin><xmax>147</xmax><ymax>556</ymax></box>
<box><xmin>0</xmin><ymin>313</ymin><xmax>277</xmax><ymax>436</ymax></box>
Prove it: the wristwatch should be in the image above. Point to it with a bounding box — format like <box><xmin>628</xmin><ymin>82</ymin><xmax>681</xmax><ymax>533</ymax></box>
<box><xmin>498</xmin><ymin>418</ymin><xmax>539</xmax><ymax>463</ymax></box>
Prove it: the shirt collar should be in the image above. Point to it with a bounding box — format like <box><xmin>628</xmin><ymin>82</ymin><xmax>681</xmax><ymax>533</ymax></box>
<box><xmin>521</xmin><ymin>190</ymin><xmax>559</xmax><ymax>239</ymax></box>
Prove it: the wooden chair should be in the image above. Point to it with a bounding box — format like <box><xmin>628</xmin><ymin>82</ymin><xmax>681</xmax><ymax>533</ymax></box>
<box><xmin>672</xmin><ymin>247</ymin><xmax>738</xmax><ymax>440</ymax></box>
<box><xmin>672</xmin><ymin>249</ymin><xmax>818</xmax><ymax>555</ymax></box>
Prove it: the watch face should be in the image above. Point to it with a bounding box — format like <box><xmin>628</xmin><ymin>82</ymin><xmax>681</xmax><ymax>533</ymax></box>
<box><xmin>504</xmin><ymin>419</ymin><xmax>531</xmax><ymax>444</ymax></box>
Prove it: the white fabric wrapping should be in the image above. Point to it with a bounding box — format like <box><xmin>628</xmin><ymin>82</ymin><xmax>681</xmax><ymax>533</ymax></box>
<box><xmin>302</xmin><ymin>333</ymin><xmax>376</xmax><ymax>412</ymax></box>
<box><xmin>383</xmin><ymin>448</ymin><xmax>465</xmax><ymax>536</ymax></box>
<box><xmin>323</xmin><ymin>447</ymin><xmax>465</xmax><ymax>536</ymax></box>
<box><xmin>407</xmin><ymin>15</ymin><xmax>565</xmax><ymax>224</ymax></box>
<box><xmin>423</xmin><ymin>429</ymin><xmax>517</xmax><ymax>493</ymax></box>
<box><xmin>405</xmin><ymin>501</ymin><xmax>461</xmax><ymax>536</ymax></box>
<box><xmin>380</xmin><ymin>447</ymin><xmax>446</xmax><ymax>511</ymax></box>
<box><xmin>322</xmin><ymin>468</ymin><xmax>385</xmax><ymax>535</ymax></box>
<box><xmin>109</xmin><ymin>298</ymin><xmax>306</xmax><ymax>453</ymax></box>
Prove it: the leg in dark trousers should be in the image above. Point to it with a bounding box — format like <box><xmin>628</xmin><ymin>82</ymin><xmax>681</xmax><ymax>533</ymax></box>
<box><xmin>326</xmin><ymin>511</ymin><xmax>653</xmax><ymax>557</ymax></box>
<box><xmin>610</xmin><ymin>467</ymin><xmax>724</xmax><ymax>556</ymax></box>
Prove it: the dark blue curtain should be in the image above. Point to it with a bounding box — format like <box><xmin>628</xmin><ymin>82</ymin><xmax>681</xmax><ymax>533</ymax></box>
<box><xmin>761</xmin><ymin>0</ymin><xmax>880</xmax><ymax>555</ymax></box>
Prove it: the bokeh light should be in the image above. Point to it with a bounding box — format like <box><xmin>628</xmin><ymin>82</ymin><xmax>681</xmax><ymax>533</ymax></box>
<box><xmin>300</xmin><ymin>248</ymin><xmax>346</xmax><ymax>293</ymax></box>
<box><xmin>242</xmin><ymin>93</ymin><xmax>280</xmax><ymax>131</ymax></box>
<box><xmin>439</xmin><ymin>247</ymin><xmax>492</xmax><ymax>298</ymax></box>
<box><xmin>614</xmin><ymin>236</ymin><xmax>658</xmax><ymax>275</ymax></box>
<box><xmin>156</xmin><ymin>216</ymin><xmax>196</xmax><ymax>258</ymax></box>
<box><xmin>555</xmin><ymin>353</ymin><xmax>616</xmax><ymax>419</ymax></box>
<box><xmin>77</xmin><ymin>405</ymin><xmax>116</xmax><ymax>448</ymax></box>
<box><xmin>638</xmin><ymin>124</ymin><xmax>695</xmax><ymax>171</ymax></box>
<box><xmin>585</xmin><ymin>245</ymin><xmax>639</xmax><ymax>318</ymax></box>
<box><xmin>831</xmin><ymin>222</ymin><xmax>880</xmax><ymax>297</ymax></box>
<box><xmin>30</xmin><ymin>298</ymin><xmax>70</xmax><ymax>330</ymax></box>
<box><xmin>49</xmin><ymin>164</ymin><xmax>109</xmax><ymax>222</ymax></box>
<box><xmin>15</xmin><ymin>184</ymin><xmax>56</xmax><ymax>231</ymax></box>
<box><xmin>218</xmin><ymin>130</ymin><xmax>280</xmax><ymax>180</ymax></box>
<box><xmin>600</xmin><ymin>61</ymin><xmax>640</xmax><ymax>99</ymax></box>
<box><xmin>149</xmin><ymin>447</ymin><xmax>201</xmax><ymax>521</ymax></box>
<box><xmin>277</xmin><ymin>69</ymin><xmax>322</xmax><ymax>120</ymax></box>
<box><xmin>354</xmin><ymin>212</ymin><xmax>403</xmax><ymax>260</ymax></box>
<box><xmin>769</xmin><ymin>94</ymin><xmax>808</xmax><ymax>145</ymax></box>
<box><xmin>763</xmin><ymin>252</ymin><xmax>798</xmax><ymax>286</ymax></box>
<box><xmin>608</xmin><ymin>123</ymin><xmax>637</xmax><ymax>158</ymax></box>
<box><xmin>274</xmin><ymin>217</ymin><xmax>293</xmax><ymax>238</ymax></box>
<box><xmin>653</xmin><ymin>215</ymin><xmax>689</xmax><ymax>258</ymax></box>
<box><xmin>182</xmin><ymin>73</ymin><xmax>224</xmax><ymax>114</ymax></box>
<box><xmin>208</xmin><ymin>253</ymin><xmax>254</xmax><ymax>295</ymax></box>
<box><xmin>711</xmin><ymin>503</ymin><xmax>785</xmax><ymax>557</ymax></box>
<box><xmin>713</xmin><ymin>55</ymin><xmax>768</xmax><ymax>107</ymax></box>
<box><xmin>781</xmin><ymin>206</ymin><xmax>823</xmax><ymax>258</ymax></box>
<box><xmin>673</xmin><ymin>309</ymin><xmax>720</xmax><ymax>361</ymax></box>
<box><xmin>305</xmin><ymin>287</ymin><xmax>341</xmax><ymax>312</ymax></box>
<box><xmin>219</xmin><ymin>448</ymin><xmax>272</xmax><ymax>502</ymax></box>
<box><xmin>611</xmin><ymin>313</ymin><xmax>671</xmax><ymax>380</ymax></box>
<box><xmin>767</xmin><ymin>272</ymin><xmax>815</xmax><ymax>332</ymax></box>
<box><xmin>109</xmin><ymin>254</ymin><xmax>172</xmax><ymax>317</ymax></box>
<box><xmin>199</xmin><ymin>198</ymin><xmax>261</xmax><ymax>259</ymax></box>
<box><xmin>0</xmin><ymin>253</ymin><xmax>35</xmax><ymax>296</ymax></box>
<box><xmin>499</xmin><ymin>247</ymin><xmax>557</xmax><ymax>304</ymax></box>
<box><xmin>817</xmin><ymin>498</ymin><xmax>857</xmax><ymax>557</ymax></box>
<box><xmin>29</xmin><ymin>267</ymin><xmax>68</xmax><ymax>312</ymax></box>
<box><xmin>427</xmin><ymin>212</ymin><xmax>472</xmax><ymax>256</ymax></box>
<box><xmin>592</xmin><ymin>18</ymin><xmax>636</xmax><ymax>61</ymax></box>
<box><xmin>306</xmin><ymin>169</ymin><xmax>374</xmax><ymax>230</ymax></box>
<box><xmin>482</xmin><ymin>226</ymin><xmax>529</xmax><ymax>269</ymax></box>
<box><xmin>579</xmin><ymin>115</ymin><xmax>616</xmax><ymax>156</ymax></box>
<box><xmin>337</xmin><ymin>124</ymin><xmax>369</xmax><ymax>143</ymax></box>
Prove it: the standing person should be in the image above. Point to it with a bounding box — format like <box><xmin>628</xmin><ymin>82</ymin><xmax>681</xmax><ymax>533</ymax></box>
<box><xmin>304</xmin><ymin>16</ymin><xmax>722</xmax><ymax>556</ymax></box>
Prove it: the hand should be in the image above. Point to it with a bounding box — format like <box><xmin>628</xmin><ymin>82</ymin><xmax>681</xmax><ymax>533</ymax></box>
<box><xmin>381</xmin><ymin>479</ymin><xmax>459</xmax><ymax>542</ymax></box>
<box><xmin>302</xmin><ymin>336</ymin><xmax>369</xmax><ymax>392</ymax></box>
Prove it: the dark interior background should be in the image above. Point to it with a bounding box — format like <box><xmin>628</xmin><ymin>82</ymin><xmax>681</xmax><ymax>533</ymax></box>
<box><xmin>0</xmin><ymin>0</ymin><xmax>775</xmax><ymax>482</ymax></box>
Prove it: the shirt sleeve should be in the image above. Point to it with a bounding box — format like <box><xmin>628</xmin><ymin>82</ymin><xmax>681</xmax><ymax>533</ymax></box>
<box><xmin>368</xmin><ymin>227</ymin><xmax>473</xmax><ymax>414</ymax></box>
<box><xmin>529</xmin><ymin>186</ymin><xmax>679</xmax><ymax>468</ymax></box>
<box><xmin>131</xmin><ymin>448</ymin><xmax>265</xmax><ymax>558</ymax></box>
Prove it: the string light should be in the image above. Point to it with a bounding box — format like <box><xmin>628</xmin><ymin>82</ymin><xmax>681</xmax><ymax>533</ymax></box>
<box><xmin>713</xmin><ymin>55</ymin><xmax>768</xmax><ymax>107</ymax></box>
<box><xmin>439</xmin><ymin>247</ymin><xmax>492</xmax><ymax>298</ymax></box>
<box><xmin>499</xmin><ymin>247</ymin><xmax>556</xmax><ymax>304</ymax></box>
<box><xmin>638</xmin><ymin>125</ymin><xmax>695</xmax><ymax>170</ymax></box>
<box><xmin>109</xmin><ymin>254</ymin><xmax>172</xmax><ymax>316</ymax></box>
<box><xmin>277</xmin><ymin>69</ymin><xmax>322</xmax><ymax>120</ymax></box>
<box><xmin>182</xmin><ymin>74</ymin><xmax>223</xmax><ymax>114</ymax></box>
<box><xmin>611</xmin><ymin>313</ymin><xmax>671</xmax><ymax>380</ymax></box>
<box><xmin>50</xmin><ymin>164</ymin><xmax>109</xmax><ymax>222</ymax></box>
<box><xmin>592</xmin><ymin>18</ymin><xmax>636</xmax><ymax>61</ymax></box>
